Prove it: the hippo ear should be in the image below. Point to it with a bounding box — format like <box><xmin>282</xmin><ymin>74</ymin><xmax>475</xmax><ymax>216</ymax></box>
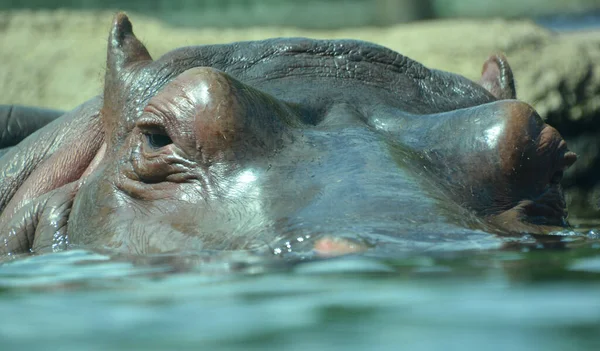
<box><xmin>103</xmin><ymin>13</ymin><xmax>152</xmax><ymax>146</ymax></box>
<box><xmin>478</xmin><ymin>54</ymin><xmax>516</xmax><ymax>100</ymax></box>
<box><xmin>107</xmin><ymin>13</ymin><xmax>152</xmax><ymax>75</ymax></box>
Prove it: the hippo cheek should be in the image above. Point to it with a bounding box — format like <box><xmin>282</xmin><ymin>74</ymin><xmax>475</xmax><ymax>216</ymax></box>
<box><xmin>67</xmin><ymin>167</ymin><xmax>213</xmax><ymax>253</ymax></box>
<box><xmin>68</xmin><ymin>163</ymin><xmax>292</xmax><ymax>254</ymax></box>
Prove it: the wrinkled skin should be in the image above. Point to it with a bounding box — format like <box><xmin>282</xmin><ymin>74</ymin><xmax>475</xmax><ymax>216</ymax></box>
<box><xmin>0</xmin><ymin>14</ymin><xmax>577</xmax><ymax>259</ymax></box>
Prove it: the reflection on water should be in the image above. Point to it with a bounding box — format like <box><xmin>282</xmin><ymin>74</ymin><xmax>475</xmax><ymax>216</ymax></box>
<box><xmin>1</xmin><ymin>225</ymin><xmax>599</xmax><ymax>350</ymax></box>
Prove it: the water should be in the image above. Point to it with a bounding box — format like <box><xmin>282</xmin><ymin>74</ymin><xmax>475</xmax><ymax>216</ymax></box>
<box><xmin>1</xmin><ymin>226</ymin><xmax>599</xmax><ymax>350</ymax></box>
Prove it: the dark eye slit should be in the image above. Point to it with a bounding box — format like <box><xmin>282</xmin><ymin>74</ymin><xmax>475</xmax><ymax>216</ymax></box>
<box><xmin>145</xmin><ymin>132</ymin><xmax>173</xmax><ymax>149</ymax></box>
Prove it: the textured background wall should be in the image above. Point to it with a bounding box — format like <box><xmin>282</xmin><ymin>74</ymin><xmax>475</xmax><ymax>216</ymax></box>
<box><xmin>0</xmin><ymin>0</ymin><xmax>597</xmax><ymax>28</ymax></box>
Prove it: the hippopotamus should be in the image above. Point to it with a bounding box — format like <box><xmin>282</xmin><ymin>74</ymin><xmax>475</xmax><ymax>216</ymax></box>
<box><xmin>0</xmin><ymin>14</ymin><xmax>577</xmax><ymax>259</ymax></box>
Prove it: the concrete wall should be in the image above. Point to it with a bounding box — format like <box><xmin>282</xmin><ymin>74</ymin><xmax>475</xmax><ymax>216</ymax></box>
<box><xmin>0</xmin><ymin>0</ymin><xmax>433</xmax><ymax>28</ymax></box>
<box><xmin>433</xmin><ymin>0</ymin><xmax>600</xmax><ymax>18</ymax></box>
<box><xmin>0</xmin><ymin>0</ymin><xmax>596</xmax><ymax>28</ymax></box>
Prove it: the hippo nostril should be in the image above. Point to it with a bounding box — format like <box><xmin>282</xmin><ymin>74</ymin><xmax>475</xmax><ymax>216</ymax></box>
<box><xmin>563</xmin><ymin>151</ymin><xmax>577</xmax><ymax>168</ymax></box>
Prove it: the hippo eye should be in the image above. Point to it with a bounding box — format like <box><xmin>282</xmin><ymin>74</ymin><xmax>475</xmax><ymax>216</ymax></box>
<box><xmin>144</xmin><ymin>132</ymin><xmax>172</xmax><ymax>149</ymax></box>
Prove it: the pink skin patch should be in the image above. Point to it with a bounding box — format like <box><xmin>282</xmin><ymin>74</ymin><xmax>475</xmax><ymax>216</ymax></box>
<box><xmin>313</xmin><ymin>236</ymin><xmax>367</xmax><ymax>257</ymax></box>
<box><xmin>81</xmin><ymin>142</ymin><xmax>107</xmax><ymax>179</ymax></box>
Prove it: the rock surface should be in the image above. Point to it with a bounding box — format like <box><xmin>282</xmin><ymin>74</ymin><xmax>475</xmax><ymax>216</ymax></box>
<box><xmin>1</xmin><ymin>10</ymin><xmax>599</xmax><ymax>217</ymax></box>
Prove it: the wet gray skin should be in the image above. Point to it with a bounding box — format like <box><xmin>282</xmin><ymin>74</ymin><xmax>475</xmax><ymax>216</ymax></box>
<box><xmin>0</xmin><ymin>14</ymin><xmax>577</xmax><ymax>258</ymax></box>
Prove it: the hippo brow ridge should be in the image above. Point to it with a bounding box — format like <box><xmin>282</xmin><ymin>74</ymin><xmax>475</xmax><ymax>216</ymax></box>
<box><xmin>152</xmin><ymin>38</ymin><xmax>430</xmax><ymax>84</ymax></box>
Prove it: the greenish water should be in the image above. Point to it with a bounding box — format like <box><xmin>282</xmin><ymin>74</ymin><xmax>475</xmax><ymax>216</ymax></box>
<box><xmin>1</xmin><ymin>226</ymin><xmax>599</xmax><ymax>350</ymax></box>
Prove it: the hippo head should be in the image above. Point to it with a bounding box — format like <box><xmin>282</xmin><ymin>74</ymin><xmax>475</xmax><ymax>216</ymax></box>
<box><xmin>0</xmin><ymin>14</ymin><xmax>577</xmax><ymax>257</ymax></box>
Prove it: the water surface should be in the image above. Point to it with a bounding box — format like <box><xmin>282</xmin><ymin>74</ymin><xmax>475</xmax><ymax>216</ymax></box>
<box><xmin>1</xmin><ymin>224</ymin><xmax>599</xmax><ymax>350</ymax></box>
